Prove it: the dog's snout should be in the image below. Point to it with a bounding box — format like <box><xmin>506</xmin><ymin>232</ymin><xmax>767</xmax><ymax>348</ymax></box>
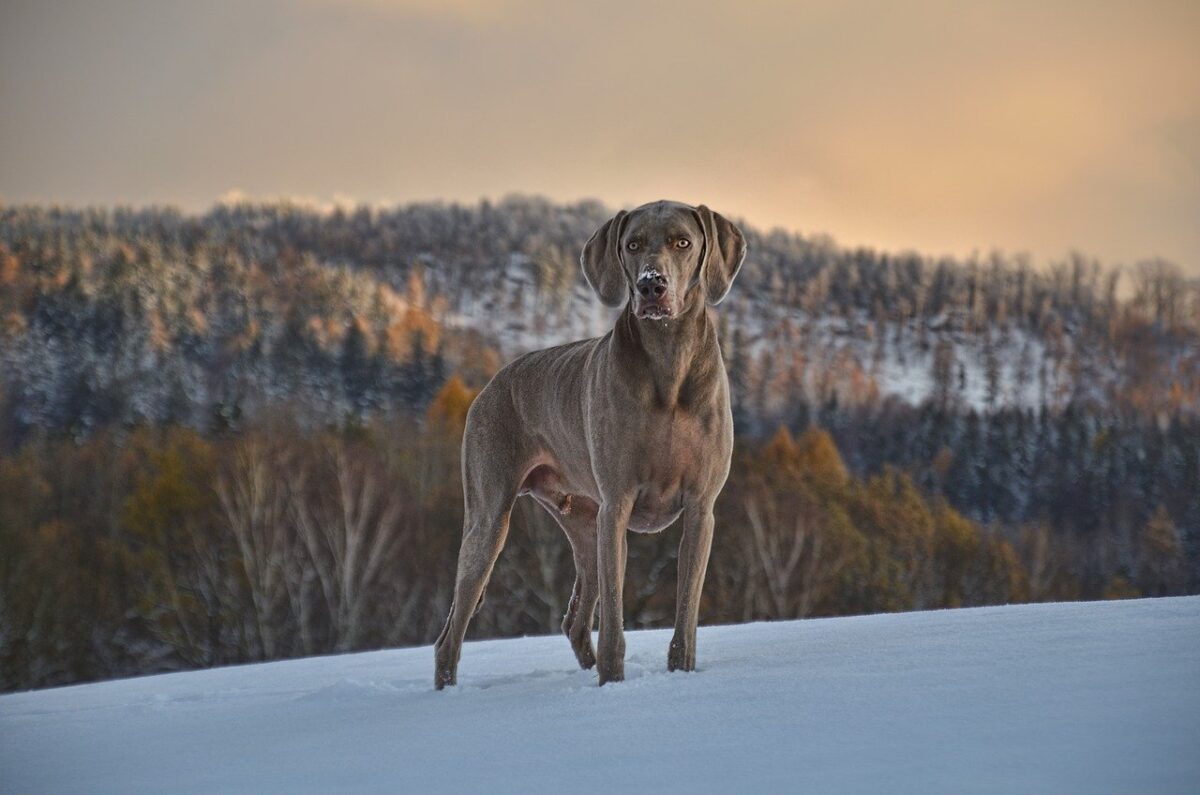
<box><xmin>636</xmin><ymin>271</ymin><xmax>667</xmax><ymax>301</ymax></box>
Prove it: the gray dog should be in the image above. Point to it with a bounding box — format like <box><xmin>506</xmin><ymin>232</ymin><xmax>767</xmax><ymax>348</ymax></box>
<box><xmin>434</xmin><ymin>200</ymin><xmax>746</xmax><ymax>688</ymax></box>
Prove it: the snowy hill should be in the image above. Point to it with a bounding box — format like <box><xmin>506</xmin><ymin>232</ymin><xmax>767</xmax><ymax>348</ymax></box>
<box><xmin>3</xmin><ymin>598</ymin><xmax>1198</xmax><ymax>794</ymax></box>
<box><xmin>445</xmin><ymin>264</ymin><xmax>1075</xmax><ymax>414</ymax></box>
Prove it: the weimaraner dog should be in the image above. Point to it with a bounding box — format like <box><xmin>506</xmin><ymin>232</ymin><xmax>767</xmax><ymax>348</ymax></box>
<box><xmin>434</xmin><ymin>200</ymin><xmax>746</xmax><ymax>688</ymax></box>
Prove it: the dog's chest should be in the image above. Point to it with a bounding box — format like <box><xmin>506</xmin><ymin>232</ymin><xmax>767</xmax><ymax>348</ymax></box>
<box><xmin>644</xmin><ymin>398</ymin><xmax>727</xmax><ymax>462</ymax></box>
<box><xmin>623</xmin><ymin>407</ymin><xmax>727</xmax><ymax>532</ymax></box>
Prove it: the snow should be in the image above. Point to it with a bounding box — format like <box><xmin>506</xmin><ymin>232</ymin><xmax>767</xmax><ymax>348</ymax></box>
<box><xmin>3</xmin><ymin>598</ymin><xmax>1198</xmax><ymax>794</ymax></box>
<box><xmin>728</xmin><ymin>304</ymin><xmax>1073</xmax><ymax>412</ymax></box>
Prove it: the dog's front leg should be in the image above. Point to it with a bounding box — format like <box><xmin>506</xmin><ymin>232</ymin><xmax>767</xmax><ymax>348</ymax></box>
<box><xmin>669</xmin><ymin>501</ymin><xmax>715</xmax><ymax>672</ymax></box>
<box><xmin>596</xmin><ymin>496</ymin><xmax>633</xmax><ymax>685</ymax></box>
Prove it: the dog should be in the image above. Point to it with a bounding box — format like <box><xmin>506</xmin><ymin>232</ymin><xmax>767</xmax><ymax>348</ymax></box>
<box><xmin>434</xmin><ymin>200</ymin><xmax>746</xmax><ymax>688</ymax></box>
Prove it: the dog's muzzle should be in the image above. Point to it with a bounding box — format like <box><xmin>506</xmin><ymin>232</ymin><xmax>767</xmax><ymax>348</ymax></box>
<box><xmin>636</xmin><ymin>271</ymin><xmax>672</xmax><ymax>319</ymax></box>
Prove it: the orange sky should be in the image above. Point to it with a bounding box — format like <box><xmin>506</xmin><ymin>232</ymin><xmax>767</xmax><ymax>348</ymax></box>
<box><xmin>2</xmin><ymin>0</ymin><xmax>1198</xmax><ymax>270</ymax></box>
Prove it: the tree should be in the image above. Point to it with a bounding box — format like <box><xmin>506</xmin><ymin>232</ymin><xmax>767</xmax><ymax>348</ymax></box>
<box><xmin>931</xmin><ymin>499</ymin><xmax>980</xmax><ymax>607</ymax></box>
<box><xmin>426</xmin><ymin>375</ymin><xmax>478</xmax><ymax>436</ymax></box>
<box><xmin>931</xmin><ymin>338</ymin><xmax>957</xmax><ymax>411</ymax></box>
<box><xmin>290</xmin><ymin>438</ymin><xmax>411</xmax><ymax>651</ymax></box>
<box><xmin>734</xmin><ymin>428</ymin><xmax>866</xmax><ymax>619</ymax></box>
<box><xmin>216</xmin><ymin>437</ymin><xmax>300</xmax><ymax>659</ymax></box>
<box><xmin>340</xmin><ymin>320</ymin><xmax>379</xmax><ymax>413</ymax></box>
<box><xmin>850</xmin><ymin>468</ymin><xmax>937</xmax><ymax>611</ymax></box>
<box><xmin>1137</xmin><ymin>505</ymin><xmax>1185</xmax><ymax>596</ymax></box>
<box><xmin>795</xmin><ymin>426</ymin><xmax>849</xmax><ymax>486</ymax></box>
<box><xmin>121</xmin><ymin>430</ymin><xmax>232</xmax><ymax>669</ymax></box>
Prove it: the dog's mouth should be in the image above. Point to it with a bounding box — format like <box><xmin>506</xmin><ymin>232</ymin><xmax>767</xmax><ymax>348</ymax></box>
<box><xmin>636</xmin><ymin>304</ymin><xmax>673</xmax><ymax>321</ymax></box>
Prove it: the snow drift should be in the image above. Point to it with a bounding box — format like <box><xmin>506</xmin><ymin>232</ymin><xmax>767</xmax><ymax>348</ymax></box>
<box><xmin>3</xmin><ymin>597</ymin><xmax>1197</xmax><ymax>794</ymax></box>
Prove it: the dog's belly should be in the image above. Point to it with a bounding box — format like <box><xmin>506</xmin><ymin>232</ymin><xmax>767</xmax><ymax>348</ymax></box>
<box><xmin>628</xmin><ymin>493</ymin><xmax>684</xmax><ymax>534</ymax></box>
<box><xmin>523</xmin><ymin>465</ymin><xmax>682</xmax><ymax>533</ymax></box>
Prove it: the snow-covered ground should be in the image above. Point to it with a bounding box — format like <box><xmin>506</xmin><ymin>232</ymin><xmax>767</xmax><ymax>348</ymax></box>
<box><xmin>3</xmin><ymin>598</ymin><xmax>1197</xmax><ymax>794</ymax></box>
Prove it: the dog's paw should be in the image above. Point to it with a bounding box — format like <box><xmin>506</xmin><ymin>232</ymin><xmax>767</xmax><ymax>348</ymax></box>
<box><xmin>596</xmin><ymin>657</ymin><xmax>625</xmax><ymax>685</ymax></box>
<box><xmin>597</xmin><ymin>669</ymin><xmax>624</xmax><ymax>686</ymax></box>
<box><xmin>667</xmin><ymin>637</ymin><xmax>695</xmax><ymax>672</ymax></box>
<box><xmin>574</xmin><ymin>640</ymin><xmax>596</xmax><ymax>670</ymax></box>
<box><xmin>434</xmin><ymin>645</ymin><xmax>457</xmax><ymax>690</ymax></box>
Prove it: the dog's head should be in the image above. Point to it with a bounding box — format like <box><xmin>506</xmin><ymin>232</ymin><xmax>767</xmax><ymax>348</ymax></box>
<box><xmin>581</xmin><ymin>200</ymin><xmax>746</xmax><ymax>321</ymax></box>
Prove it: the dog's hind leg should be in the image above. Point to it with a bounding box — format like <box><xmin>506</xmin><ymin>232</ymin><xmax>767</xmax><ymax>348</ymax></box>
<box><xmin>532</xmin><ymin>490</ymin><xmax>600</xmax><ymax>669</ymax></box>
<box><xmin>434</xmin><ymin>392</ymin><xmax>526</xmax><ymax>690</ymax></box>
<box><xmin>434</xmin><ymin>498</ymin><xmax>513</xmax><ymax>690</ymax></box>
<box><xmin>524</xmin><ymin>466</ymin><xmax>600</xmax><ymax>670</ymax></box>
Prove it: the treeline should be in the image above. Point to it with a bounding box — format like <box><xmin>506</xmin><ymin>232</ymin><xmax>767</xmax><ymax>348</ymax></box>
<box><xmin>3</xmin><ymin>199</ymin><xmax>1199</xmax><ymax>444</ymax></box>
<box><xmin>8</xmin><ymin>199</ymin><xmax>1194</xmax><ymax>334</ymax></box>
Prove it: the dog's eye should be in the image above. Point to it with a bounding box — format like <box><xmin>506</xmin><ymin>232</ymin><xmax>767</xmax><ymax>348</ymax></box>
<box><xmin>627</xmin><ymin>241</ymin><xmax>640</xmax><ymax>252</ymax></box>
<box><xmin>676</xmin><ymin>238</ymin><xmax>691</xmax><ymax>249</ymax></box>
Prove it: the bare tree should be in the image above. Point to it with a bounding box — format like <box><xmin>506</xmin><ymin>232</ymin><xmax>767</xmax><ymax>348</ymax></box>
<box><xmin>291</xmin><ymin>439</ymin><xmax>410</xmax><ymax>651</ymax></box>
<box><xmin>216</xmin><ymin>438</ymin><xmax>302</xmax><ymax>658</ymax></box>
<box><xmin>743</xmin><ymin>493</ymin><xmax>854</xmax><ymax>619</ymax></box>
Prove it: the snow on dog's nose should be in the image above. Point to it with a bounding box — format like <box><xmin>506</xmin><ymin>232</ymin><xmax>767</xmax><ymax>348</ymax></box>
<box><xmin>636</xmin><ymin>270</ymin><xmax>667</xmax><ymax>301</ymax></box>
<box><xmin>635</xmin><ymin>269</ymin><xmax>672</xmax><ymax>320</ymax></box>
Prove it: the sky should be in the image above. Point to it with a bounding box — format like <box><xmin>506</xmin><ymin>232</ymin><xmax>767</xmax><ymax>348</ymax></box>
<box><xmin>2</xmin><ymin>0</ymin><xmax>1198</xmax><ymax>270</ymax></box>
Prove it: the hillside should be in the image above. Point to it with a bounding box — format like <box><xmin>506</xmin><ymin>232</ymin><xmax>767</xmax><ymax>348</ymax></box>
<box><xmin>2</xmin><ymin>198</ymin><xmax>1199</xmax><ymax>695</ymax></box>
<box><xmin>3</xmin><ymin>597</ymin><xmax>1197</xmax><ymax>794</ymax></box>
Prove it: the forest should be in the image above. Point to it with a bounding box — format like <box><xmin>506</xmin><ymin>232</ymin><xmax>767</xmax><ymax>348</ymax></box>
<box><xmin>1</xmin><ymin>197</ymin><xmax>1197</xmax><ymax>691</ymax></box>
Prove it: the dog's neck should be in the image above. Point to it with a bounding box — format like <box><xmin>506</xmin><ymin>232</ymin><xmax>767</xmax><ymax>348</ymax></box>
<box><xmin>613</xmin><ymin>294</ymin><xmax>724</xmax><ymax>411</ymax></box>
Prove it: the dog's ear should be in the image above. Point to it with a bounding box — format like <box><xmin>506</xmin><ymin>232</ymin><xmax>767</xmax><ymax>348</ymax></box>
<box><xmin>580</xmin><ymin>210</ymin><xmax>629</xmax><ymax>307</ymax></box>
<box><xmin>695</xmin><ymin>205</ymin><xmax>747</xmax><ymax>306</ymax></box>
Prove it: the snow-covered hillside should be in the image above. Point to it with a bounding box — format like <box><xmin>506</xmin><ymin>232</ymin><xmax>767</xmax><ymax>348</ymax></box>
<box><xmin>3</xmin><ymin>598</ymin><xmax>1197</xmax><ymax>794</ymax></box>
<box><xmin>439</xmin><ymin>257</ymin><xmax>1090</xmax><ymax>414</ymax></box>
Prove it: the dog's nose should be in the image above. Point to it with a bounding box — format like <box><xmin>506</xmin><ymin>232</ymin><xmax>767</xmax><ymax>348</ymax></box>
<box><xmin>636</xmin><ymin>271</ymin><xmax>667</xmax><ymax>300</ymax></box>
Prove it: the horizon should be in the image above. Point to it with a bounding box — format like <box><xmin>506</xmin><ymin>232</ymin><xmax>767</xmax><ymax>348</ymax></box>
<box><xmin>1</xmin><ymin>191</ymin><xmax>1191</xmax><ymax>275</ymax></box>
<box><xmin>2</xmin><ymin>1</ymin><xmax>1198</xmax><ymax>271</ymax></box>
